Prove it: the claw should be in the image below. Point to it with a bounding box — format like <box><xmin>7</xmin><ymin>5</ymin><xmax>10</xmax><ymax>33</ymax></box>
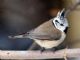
<box><xmin>40</xmin><ymin>47</ymin><xmax>45</xmax><ymax>53</ymax></box>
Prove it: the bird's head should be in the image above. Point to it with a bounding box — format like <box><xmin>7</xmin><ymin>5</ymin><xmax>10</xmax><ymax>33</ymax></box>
<box><xmin>52</xmin><ymin>9</ymin><xmax>69</xmax><ymax>33</ymax></box>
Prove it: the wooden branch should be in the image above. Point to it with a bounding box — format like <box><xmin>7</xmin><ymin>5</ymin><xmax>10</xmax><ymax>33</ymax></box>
<box><xmin>0</xmin><ymin>49</ymin><xmax>80</xmax><ymax>59</ymax></box>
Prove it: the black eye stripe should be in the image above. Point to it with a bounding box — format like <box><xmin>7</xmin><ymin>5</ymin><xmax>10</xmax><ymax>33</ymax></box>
<box><xmin>55</xmin><ymin>20</ymin><xmax>59</xmax><ymax>23</ymax></box>
<box><xmin>60</xmin><ymin>24</ymin><xmax>64</xmax><ymax>26</ymax></box>
<box><xmin>55</xmin><ymin>20</ymin><xmax>60</xmax><ymax>24</ymax></box>
<box><xmin>55</xmin><ymin>20</ymin><xmax>64</xmax><ymax>26</ymax></box>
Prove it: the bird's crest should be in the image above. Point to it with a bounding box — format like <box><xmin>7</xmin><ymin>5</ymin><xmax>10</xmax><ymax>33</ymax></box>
<box><xmin>57</xmin><ymin>8</ymin><xmax>65</xmax><ymax>18</ymax></box>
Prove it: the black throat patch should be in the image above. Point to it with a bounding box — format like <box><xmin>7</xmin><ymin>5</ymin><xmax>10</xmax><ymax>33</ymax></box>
<box><xmin>64</xmin><ymin>27</ymin><xmax>68</xmax><ymax>33</ymax></box>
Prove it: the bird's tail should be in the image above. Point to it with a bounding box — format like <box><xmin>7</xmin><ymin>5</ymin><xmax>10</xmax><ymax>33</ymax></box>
<box><xmin>8</xmin><ymin>33</ymin><xmax>30</xmax><ymax>39</ymax></box>
<box><xmin>8</xmin><ymin>32</ymin><xmax>55</xmax><ymax>40</ymax></box>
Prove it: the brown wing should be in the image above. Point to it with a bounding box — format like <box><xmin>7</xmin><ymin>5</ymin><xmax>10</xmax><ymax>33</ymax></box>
<box><xmin>27</xmin><ymin>31</ymin><xmax>61</xmax><ymax>40</ymax></box>
<box><xmin>26</xmin><ymin>20</ymin><xmax>61</xmax><ymax>40</ymax></box>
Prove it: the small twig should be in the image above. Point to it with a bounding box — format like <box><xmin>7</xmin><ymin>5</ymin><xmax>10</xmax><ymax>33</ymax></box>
<box><xmin>0</xmin><ymin>48</ymin><xmax>80</xmax><ymax>59</ymax></box>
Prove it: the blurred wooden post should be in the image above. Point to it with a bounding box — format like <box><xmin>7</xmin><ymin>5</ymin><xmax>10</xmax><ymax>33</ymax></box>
<box><xmin>64</xmin><ymin>0</ymin><xmax>80</xmax><ymax>48</ymax></box>
<box><xmin>64</xmin><ymin>1</ymin><xmax>80</xmax><ymax>60</ymax></box>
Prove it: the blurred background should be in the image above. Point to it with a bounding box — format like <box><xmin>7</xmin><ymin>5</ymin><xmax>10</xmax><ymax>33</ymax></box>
<box><xmin>0</xmin><ymin>0</ymin><xmax>63</xmax><ymax>50</ymax></box>
<box><xmin>0</xmin><ymin>0</ymin><xmax>80</xmax><ymax>57</ymax></box>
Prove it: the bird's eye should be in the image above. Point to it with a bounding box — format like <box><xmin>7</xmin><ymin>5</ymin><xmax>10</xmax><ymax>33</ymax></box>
<box><xmin>55</xmin><ymin>20</ymin><xmax>59</xmax><ymax>23</ymax></box>
<box><xmin>55</xmin><ymin>20</ymin><xmax>64</xmax><ymax>26</ymax></box>
<box><xmin>55</xmin><ymin>20</ymin><xmax>58</xmax><ymax>22</ymax></box>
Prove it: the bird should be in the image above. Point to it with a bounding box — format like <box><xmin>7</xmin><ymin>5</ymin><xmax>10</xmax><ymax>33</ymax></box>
<box><xmin>26</xmin><ymin>9</ymin><xmax>69</xmax><ymax>51</ymax></box>
<box><xmin>9</xmin><ymin>9</ymin><xmax>69</xmax><ymax>52</ymax></box>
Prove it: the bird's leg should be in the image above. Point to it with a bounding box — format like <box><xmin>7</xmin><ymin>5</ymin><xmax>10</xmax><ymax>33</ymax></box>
<box><xmin>40</xmin><ymin>47</ymin><xmax>45</xmax><ymax>52</ymax></box>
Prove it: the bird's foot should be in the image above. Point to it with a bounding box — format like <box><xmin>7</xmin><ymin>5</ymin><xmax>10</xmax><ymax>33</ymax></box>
<box><xmin>50</xmin><ymin>47</ymin><xmax>59</xmax><ymax>53</ymax></box>
<box><xmin>40</xmin><ymin>47</ymin><xmax>45</xmax><ymax>53</ymax></box>
<box><xmin>40</xmin><ymin>47</ymin><xmax>59</xmax><ymax>53</ymax></box>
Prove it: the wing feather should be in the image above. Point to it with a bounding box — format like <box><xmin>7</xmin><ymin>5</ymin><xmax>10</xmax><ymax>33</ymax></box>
<box><xmin>26</xmin><ymin>20</ymin><xmax>61</xmax><ymax>40</ymax></box>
